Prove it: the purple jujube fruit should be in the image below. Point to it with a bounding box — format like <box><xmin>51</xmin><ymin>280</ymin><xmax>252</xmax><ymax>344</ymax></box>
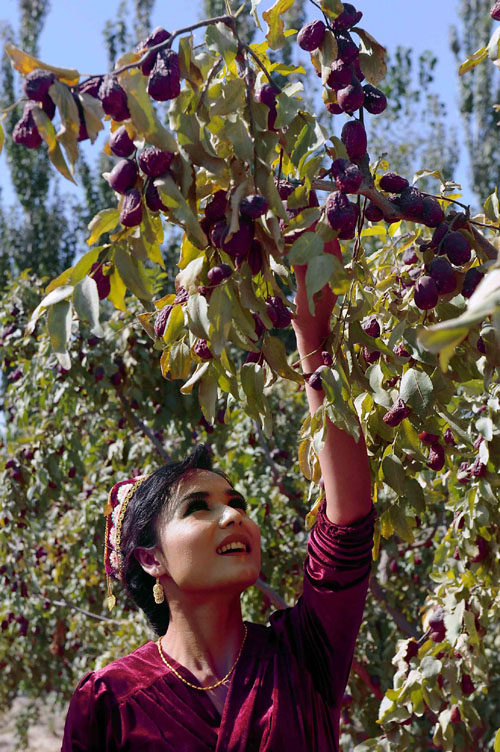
<box><xmin>327</xmin><ymin>60</ymin><xmax>354</xmax><ymax>90</ymax></box>
<box><xmin>194</xmin><ymin>339</ymin><xmax>213</xmax><ymax>360</ymax></box>
<box><xmin>308</xmin><ymin>366</ymin><xmax>327</xmax><ymax>391</ymax></box>
<box><xmin>491</xmin><ymin>1</ymin><xmax>500</xmax><ymax>20</ymax></box>
<box><xmin>23</xmin><ymin>69</ymin><xmax>55</xmax><ymax>101</ymax></box>
<box><xmin>432</xmin><ymin>222</ymin><xmax>449</xmax><ymax>249</ymax></box>
<box><xmin>90</xmin><ymin>262</ymin><xmax>111</xmax><ymax>300</ymax></box>
<box><xmin>362</xmin><ymin>84</ymin><xmax>387</xmax><ymax>114</ymax></box>
<box><xmin>109</xmin><ymin>126</ymin><xmax>135</xmax><ymax>157</ymax></box>
<box><xmin>98</xmin><ymin>75</ymin><xmax>130</xmax><ymax>121</ymax></box>
<box><xmin>363</xmin><ymin>347</ymin><xmax>380</xmax><ymax>363</ymax></box>
<box><xmin>221</xmin><ymin>220</ymin><xmax>254</xmax><ymax>258</ymax></box>
<box><xmin>255</xmin><ymin>82</ymin><xmax>279</xmax><ymax>107</ymax></box>
<box><xmin>429</xmin><ymin>257</ymin><xmax>457</xmax><ymax>294</ymax></box>
<box><xmin>428</xmin><ymin>443</ymin><xmax>445</xmax><ymax>471</ymax></box>
<box><xmin>148</xmin><ymin>50</ymin><xmax>181</xmax><ymax>101</ymax></box>
<box><xmin>297</xmin><ymin>20</ymin><xmax>326</xmax><ymax>51</ymax></box>
<box><xmin>247</xmin><ymin>240</ymin><xmax>264</xmax><ymax>276</ymax></box>
<box><xmin>325</xmin><ymin>100</ymin><xmax>343</xmax><ymax>115</ymax></box>
<box><xmin>205</xmin><ymin>190</ymin><xmax>228</xmax><ymax>222</ymax></box>
<box><xmin>326</xmin><ymin>191</ymin><xmax>357</xmax><ymax>233</ymax></box>
<box><xmin>331</xmin><ymin>158</ymin><xmax>362</xmax><ymax>193</ymax></box>
<box><xmin>136</xmin><ymin>26</ymin><xmax>171</xmax><ymax>76</ymax></box>
<box><xmin>154</xmin><ymin>304</ymin><xmax>173</xmax><ymax>337</ymax></box>
<box><xmin>337</xmin><ymin>76</ymin><xmax>364</xmax><ymax>113</ymax></box>
<box><xmin>275</xmin><ymin>180</ymin><xmax>295</xmax><ymax>200</ymax></box>
<box><xmin>120</xmin><ymin>189</ymin><xmax>143</xmax><ymax>227</ymax></box>
<box><xmin>79</xmin><ymin>76</ymin><xmax>103</xmax><ymax>98</ymax></box>
<box><xmin>341</xmin><ymin>119</ymin><xmax>367</xmax><ymax>160</ymax></box>
<box><xmin>383</xmin><ymin>397</ymin><xmax>411</xmax><ymax>426</ymax></box>
<box><xmin>107</xmin><ymin>159</ymin><xmax>138</xmax><ymax>194</ymax></box>
<box><xmin>461</xmin><ymin>267</ymin><xmax>484</xmax><ymax>298</ymax></box>
<box><xmin>399</xmin><ymin>186</ymin><xmax>424</xmax><ymax>219</ymax></box>
<box><xmin>207</xmin><ymin>264</ymin><xmax>232</xmax><ymax>286</ymax></box>
<box><xmin>240</xmin><ymin>194</ymin><xmax>268</xmax><ymax>219</ymax></box>
<box><xmin>12</xmin><ymin>103</ymin><xmax>42</xmax><ymax>148</ymax></box>
<box><xmin>138</xmin><ymin>146</ymin><xmax>173</xmax><ymax>177</ymax></box>
<box><xmin>379</xmin><ymin>172</ymin><xmax>409</xmax><ymax>193</ymax></box>
<box><xmin>414</xmin><ymin>275</ymin><xmax>438</xmax><ymax>310</ymax></box>
<box><xmin>365</xmin><ymin>201</ymin><xmax>383</xmax><ymax>222</ymax></box>
<box><xmin>145</xmin><ymin>181</ymin><xmax>167</xmax><ymax>212</ymax></box>
<box><xmin>265</xmin><ymin>296</ymin><xmax>291</xmax><ymax>329</ymax></box>
<box><xmin>441</xmin><ymin>231</ymin><xmax>471</xmax><ymax>266</ymax></box>
<box><xmin>402</xmin><ymin>247</ymin><xmax>418</xmax><ymax>264</ymax></box>
<box><xmin>421</xmin><ymin>196</ymin><xmax>445</xmax><ymax>227</ymax></box>
<box><xmin>361</xmin><ymin>316</ymin><xmax>380</xmax><ymax>338</ymax></box>
<box><xmin>332</xmin><ymin>3</ymin><xmax>363</xmax><ymax>30</ymax></box>
<box><xmin>40</xmin><ymin>94</ymin><xmax>56</xmax><ymax>120</ymax></box>
<box><xmin>335</xmin><ymin>31</ymin><xmax>359</xmax><ymax>63</ymax></box>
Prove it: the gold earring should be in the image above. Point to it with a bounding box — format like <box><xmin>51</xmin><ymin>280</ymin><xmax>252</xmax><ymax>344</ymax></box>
<box><xmin>153</xmin><ymin>576</ymin><xmax>165</xmax><ymax>604</ymax></box>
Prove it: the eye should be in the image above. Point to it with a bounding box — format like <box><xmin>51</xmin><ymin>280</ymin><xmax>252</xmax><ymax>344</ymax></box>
<box><xmin>231</xmin><ymin>498</ymin><xmax>248</xmax><ymax>512</ymax></box>
<box><xmin>186</xmin><ymin>499</ymin><xmax>208</xmax><ymax>514</ymax></box>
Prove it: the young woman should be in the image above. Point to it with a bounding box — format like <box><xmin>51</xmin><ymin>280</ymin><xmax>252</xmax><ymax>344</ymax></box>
<box><xmin>61</xmin><ymin>238</ymin><xmax>375</xmax><ymax>751</ymax></box>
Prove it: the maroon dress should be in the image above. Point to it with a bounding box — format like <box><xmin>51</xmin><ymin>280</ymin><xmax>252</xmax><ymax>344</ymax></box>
<box><xmin>62</xmin><ymin>499</ymin><xmax>376</xmax><ymax>751</ymax></box>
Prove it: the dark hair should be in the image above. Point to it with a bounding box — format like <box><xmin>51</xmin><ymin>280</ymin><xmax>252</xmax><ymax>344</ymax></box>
<box><xmin>120</xmin><ymin>444</ymin><xmax>231</xmax><ymax>636</ymax></box>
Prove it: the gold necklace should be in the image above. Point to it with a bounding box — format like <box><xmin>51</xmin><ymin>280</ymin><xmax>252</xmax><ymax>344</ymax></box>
<box><xmin>156</xmin><ymin>623</ymin><xmax>248</xmax><ymax>691</ymax></box>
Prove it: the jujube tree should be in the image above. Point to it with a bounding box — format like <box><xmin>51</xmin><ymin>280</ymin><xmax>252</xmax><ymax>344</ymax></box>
<box><xmin>1</xmin><ymin>1</ymin><xmax>499</xmax><ymax>749</ymax></box>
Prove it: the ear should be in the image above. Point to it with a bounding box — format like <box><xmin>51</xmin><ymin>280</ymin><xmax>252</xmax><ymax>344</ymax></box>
<box><xmin>134</xmin><ymin>546</ymin><xmax>166</xmax><ymax>579</ymax></box>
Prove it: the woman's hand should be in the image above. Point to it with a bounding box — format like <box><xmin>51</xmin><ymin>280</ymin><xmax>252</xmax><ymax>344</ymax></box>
<box><xmin>291</xmin><ymin>237</ymin><xmax>342</xmax><ymax>345</ymax></box>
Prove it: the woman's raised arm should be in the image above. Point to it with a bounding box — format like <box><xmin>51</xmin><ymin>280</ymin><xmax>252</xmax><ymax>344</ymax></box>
<box><xmin>292</xmin><ymin>237</ymin><xmax>372</xmax><ymax>526</ymax></box>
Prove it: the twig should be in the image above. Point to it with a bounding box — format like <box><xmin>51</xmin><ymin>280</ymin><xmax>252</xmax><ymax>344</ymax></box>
<box><xmin>369</xmin><ymin>577</ymin><xmax>419</xmax><ymax>639</ymax></box>
<box><xmin>111</xmin><ymin>15</ymin><xmax>234</xmax><ymax>77</ymax></box>
<box><xmin>31</xmin><ymin>591</ymin><xmax>123</xmax><ymax>624</ymax></box>
<box><xmin>351</xmin><ymin>658</ymin><xmax>384</xmax><ymax>700</ymax></box>
<box><xmin>255</xmin><ymin>576</ymin><xmax>288</xmax><ymax>609</ymax></box>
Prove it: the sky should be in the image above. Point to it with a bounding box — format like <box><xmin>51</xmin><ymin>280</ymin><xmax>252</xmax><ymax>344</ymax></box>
<box><xmin>0</xmin><ymin>0</ymin><xmax>475</xmax><ymax>207</ymax></box>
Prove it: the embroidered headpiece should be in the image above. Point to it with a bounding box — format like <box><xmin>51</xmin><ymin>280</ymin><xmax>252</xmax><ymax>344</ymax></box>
<box><xmin>103</xmin><ymin>474</ymin><xmax>151</xmax><ymax>611</ymax></box>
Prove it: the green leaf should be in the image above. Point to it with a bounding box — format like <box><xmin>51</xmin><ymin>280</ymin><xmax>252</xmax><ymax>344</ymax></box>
<box><xmin>87</xmin><ymin>208</ymin><xmax>120</xmax><ymax>246</ymax></box>
<box><xmin>262</xmin><ymin>335</ymin><xmax>303</xmax><ymax>383</ymax></box>
<box><xmin>421</xmin><ymin>656</ymin><xmax>442</xmax><ymax>681</ymax></box>
<box><xmin>444</xmin><ymin>600</ymin><xmax>465</xmax><ymax>646</ymax></box>
<box><xmin>484</xmin><ymin>188</ymin><xmax>500</xmax><ymax>222</ymax></box>
<box><xmin>382</xmin><ymin>454</ymin><xmax>405</xmax><ymax>495</ymax></box>
<box><xmin>198</xmin><ymin>365</ymin><xmax>218</xmax><ymax>423</ymax></box>
<box><xmin>262</xmin><ymin>0</ymin><xmax>295</xmax><ymax>50</ymax></box>
<box><xmin>31</xmin><ymin>105</ymin><xmax>76</xmax><ymax>183</ymax></box>
<box><xmin>241</xmin><ymin>363</ymin><xmax>267</xmax><ymax>417</ymax></box>
<box><xmin>459</xmin><ymin>45</ymin><xmax>487</xmax><ymax>74</ymax></box>
<box><xmin>70</xmin><ymin>247</ymin><xmax>101</xmax><ymax>284</ymax></box>
<box><xmin>225</xmin><ymin>119</ymin><xmax>254</xmax><ymax>163</ymax></box>
<box><xmin>73</xmin><ymin>277</ymin><xmax>104</xmax><ymax>338</ymax></box>
<box><xmin>119</xmin><ymin>65</ymin><xmax>177</xmax><ymax>152</ymax></box>
<box><xmin>156</xmin><ymin>174</ymin><xmax>208</xmax><ymax>249</ymax></box>
<box><xmin>287</xmin><ymin>232</ymin><xmax>324</xmax><ymax>265</ymax></box>
<box><xmin>208</xmin><ymin>285</ymin><xmax>232</xmax><ymax>356</ymax></box>
<box><xmin>250</xmin><ymin>0</ymin><xmax>263</xmax><ymax>30</ymax></box>
<box><xmin>114</xmin><ymin>245</ymin><xmax>153</xmax><ymax>304</ymax></box>
<box><xmin>400</xmin><ymin>368</ymin><xmax>433</xmax><ymax>413</ymax></box>
<box><xmin>167</xmin><ymin>341</ymin><xmax>192</xmax><ymax>381</ymax></box>
<box><xmin>488</xmin><ymin>26</ymin><xmax>500</xmax><ymax>63</ymax></box>
<box><xmin>206</xmin><ymin>22</ymin><xmax>238</xmax><ymax>66</ymax></box>
<box><xmin>356</xmin><ymin>28</ymin><xmax>387</xmax><ymax>85</ymax></box>
<box><xmin>186</xmin><ymin>293</ymin><xmax>210</xmax><ymax>340</ymax></box>
<box><xmin>78</xmin><ymin>92</ymin><xmax>104</xmax><ymax>143</ymax></box>
<box><xmin>305</xmin><ymin>254</ymin><xmax>335</xmax><ymax>315</ymax></box>
<box><xmin>25</xmin><ymin>285</ymin><xmax>74</xmax><ymax>336</ymax></box>
<box><xmin>181</xmin><ymin>361</ymin><xmax>210</xmax><ymax>395</ymax></box>
<box><xmin>48</xmin><ymin>80</ymin><xmax>80</xmax><ymax>167</ymax></box>
<box><xmin>47</xmin><ymin>301</ymin><xmax>72</xmax><ymax>370</ymax></box>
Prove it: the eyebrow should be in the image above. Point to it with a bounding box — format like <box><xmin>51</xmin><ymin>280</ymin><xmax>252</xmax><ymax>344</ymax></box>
<box><xmin>179</xmin><ymin>489</ymin><xmax>246</xmax><ymax>508</ymax></box>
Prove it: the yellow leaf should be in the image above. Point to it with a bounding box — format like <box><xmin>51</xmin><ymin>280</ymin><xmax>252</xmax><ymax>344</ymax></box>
<box><xmin>45</xmin><ymin>267</ymin><xmax>73</xmax><ymax>293</ymax></box>
<box><xmin>262</xmin><ymin>0</ymin><xmax>295</xmax><ymax>50</ymax></box>
<box><xmin>0</xmin><ymin>121</ymin><xmax>4</xmax><ymax>155</ymax></box>
<box><xmin>4</xmin><ymin>43</ymin><xmax>80</xmax><ymax>85</ymax></box>
<box><xmin>87</xmin><ymin>208</ymin><xmax>120</xmax><ymax>246</ymax></box>
<box><xmin>107</xmin><ymin>266</ymin><xmax>127</xmax><ymax>311</ymax></box>
<box><xmin>298</xmin><ymin>438</ymin><xmax>312</xmax><ymax>480</ymax></box>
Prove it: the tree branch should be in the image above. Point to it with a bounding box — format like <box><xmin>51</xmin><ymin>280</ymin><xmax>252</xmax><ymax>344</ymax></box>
<box><xmin>311</xmin><ymin>176</ymin><xmax>499</xmax><ymax>261</ymax></box>
<box><xmin>31</xmin><ymin>591</ymin><xmax>123</xmax><ymax>624</ymax></box>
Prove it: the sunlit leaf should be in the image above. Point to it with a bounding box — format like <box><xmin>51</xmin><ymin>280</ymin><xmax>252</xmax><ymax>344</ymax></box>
<box><xmin>4</xmin><ymin>42</ymin><xmax>80</xmax><ymax>85</ymax></box>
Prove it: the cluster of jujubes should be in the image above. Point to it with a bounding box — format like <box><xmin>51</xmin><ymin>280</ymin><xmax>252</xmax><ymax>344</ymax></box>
<box><xmin>296</xmin><ymin>6</ymin><xmax>386</xmax><ymax>240</ymax></box>
<box><xmin>386</xmin><ymin>199</ymin><xmax>485</xmax><ymax>312</ymax></box>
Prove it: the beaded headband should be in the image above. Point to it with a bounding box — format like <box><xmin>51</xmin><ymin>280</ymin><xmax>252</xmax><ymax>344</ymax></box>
<box><xmin>103</xmin><ymin>473</ymin><xmax>151</xmax><ymax>611</ymax></box>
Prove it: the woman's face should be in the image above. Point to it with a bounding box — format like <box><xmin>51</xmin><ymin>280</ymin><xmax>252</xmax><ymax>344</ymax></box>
<box><xmin>155</xmin><ymin>469</ymin><xmax>261</xmax><ymax>595</ymax></box>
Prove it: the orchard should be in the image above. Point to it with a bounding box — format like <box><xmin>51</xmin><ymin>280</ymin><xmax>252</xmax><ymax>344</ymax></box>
<box><xmin>0</xmin><ymin>1</ymin><xmax>499</xmax><ymax>750</ymax></box>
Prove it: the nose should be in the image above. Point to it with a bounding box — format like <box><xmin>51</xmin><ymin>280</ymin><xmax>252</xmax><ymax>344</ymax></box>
<box><xmin>218</xmin><ymin>505</ymin><xmax>244</xmax><ymax>526</ymax></box>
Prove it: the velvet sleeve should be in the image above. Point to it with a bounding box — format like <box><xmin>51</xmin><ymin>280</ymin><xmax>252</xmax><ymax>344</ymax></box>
<box><xmin>61</xmin><ymin>671</ymin><xmax>118</xmax><ymax>751</ymax></box>
<box><xmin>269</xmin><ymin>498</ymin><xmax>376</xmax><ymax>707</ymax></box>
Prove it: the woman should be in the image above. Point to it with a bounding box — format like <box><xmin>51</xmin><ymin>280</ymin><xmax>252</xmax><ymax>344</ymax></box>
<box><xmin>61</xmin><ymin>239</ymin><xmax>375</xmax><ymax>751</ymax></box>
